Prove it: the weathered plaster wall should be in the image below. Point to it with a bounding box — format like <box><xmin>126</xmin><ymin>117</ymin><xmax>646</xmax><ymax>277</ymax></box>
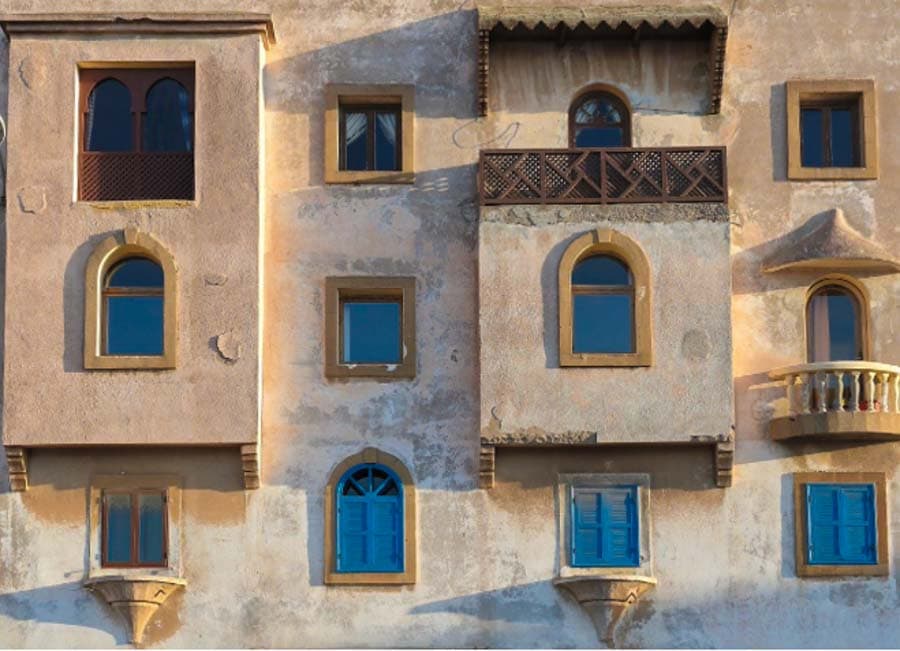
<box><xmin>2</xmin><ymin>33</ymin><xmax>263</xmax><ymax>446</ymax></box>
<box><xmin>0</xmin><ymin>0</ymin><xmax>898</xmax><ymax>648</ymax></box>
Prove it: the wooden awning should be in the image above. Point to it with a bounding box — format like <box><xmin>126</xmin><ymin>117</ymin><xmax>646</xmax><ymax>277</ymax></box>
<box><xmin>763</xmin><ymin>208</ymin><xmax>900</xmax><ymax>273</ymax></box>
<box><xmin>477</xmin><ymin>4</ymin><xmax>728</xmax><ymax>115</ymax></box>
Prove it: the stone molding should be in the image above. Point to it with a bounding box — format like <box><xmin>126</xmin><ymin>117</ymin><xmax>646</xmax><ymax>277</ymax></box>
<box><xmin>84</xmin><ymin>575</ymin><xmax>186</xmax><ymax>644</ymax></box>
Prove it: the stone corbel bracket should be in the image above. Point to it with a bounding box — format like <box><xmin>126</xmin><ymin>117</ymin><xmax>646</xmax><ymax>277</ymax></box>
<box><xmin>5</xmin><ymin>447</ymin><xmax>28</xmax><ymax>491</ymax></box>
<box><xmin>84</xmin><ymin>575</ymin><xmax>186</xmax><ymax>644</ymax></box>
<box><xmin>479</xmin><ymin>444</ymin><xmax>495</xmax><ymax>489</ymax></box>
<box><xmin>241</xmin><ymin>444</ymin><xmax>260</xmax><ymax>489</ymax></box>
<box><xmin>715</xmin><ymin>434</ymin><xmax>735</xmax><ymax>488</ymax></box>
<box><xmin>554</xmin><ymin>575</ymin><xmax>657</xmax><ymax>647</ymax></box>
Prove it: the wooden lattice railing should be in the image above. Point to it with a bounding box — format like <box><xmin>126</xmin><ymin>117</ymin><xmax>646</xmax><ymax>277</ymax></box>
<box><xmin>479</xmin><ymin>147</ymin><xmax>727</xmax><ymax>205</ymax></box>
<box><xmin>79</xmin><ymin>152</ymin><xmax>194</xmax><ymax>202</ymax></box>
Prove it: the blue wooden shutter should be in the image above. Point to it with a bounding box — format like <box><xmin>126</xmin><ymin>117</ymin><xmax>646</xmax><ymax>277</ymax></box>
<box><xmin>806</xmin><ymin>484</ymin><xmax>876</xmax><ymax>565</ymax></box>
<box><xmin>572</xmin><ymin>486</ymin><xmax>639</xmax><ymax>568</ymax></box>
<box><xmin>336</xmin><ymin>464</ymin><xmax>404</xmax><ymax>573</ymax></box>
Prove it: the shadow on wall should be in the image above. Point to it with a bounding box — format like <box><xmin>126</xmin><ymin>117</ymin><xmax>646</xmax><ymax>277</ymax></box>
<box><xmin>769</xmin><ymin>83</ymin><xmax>787</xmax><ymax>183</ymax></box>
<box><xmin>0</xmin><ymin>581</ymin><xmax>126</xmax><ymax>645</ymax></box>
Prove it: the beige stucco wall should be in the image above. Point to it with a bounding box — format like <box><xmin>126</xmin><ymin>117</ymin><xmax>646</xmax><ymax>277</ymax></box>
<box><xmin>2</xmin><ymin>33</ymin><xmax>263</xmax><ymax>446</ymax></box>
<box><xmin>0</xmin><ymin>0</ymin><xmax>897</xmax><ymax>648</ymax></box>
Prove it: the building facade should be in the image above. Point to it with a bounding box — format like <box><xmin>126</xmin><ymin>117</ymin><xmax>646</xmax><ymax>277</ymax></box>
<box><xmin>0</xmin><ymin>0</ymin><xmax>897</xmax><ymax>647</ymax></box>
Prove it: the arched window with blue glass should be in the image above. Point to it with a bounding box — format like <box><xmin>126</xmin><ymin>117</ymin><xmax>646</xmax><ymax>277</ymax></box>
<box><xmin>143</xmin><ymin>78</ymin><xmax>193</xmax><ymax>153</ymax></box>
<box><xmin>569</xmin><ymin>86</ymin><xmax>632</xmax><ymax>148</ymax></box>
<box><xmin>84</xmin><ymin>229</ymin><xmax>178</xmax><ymax>370</ymax></box>
<box><xmin>325</xmin><ymin>448</ymin><xmax>416</xmax><ymax>585</ymax></box>
<box><xmin>84</xmin><ymin>78</ymin><xmax>134</xmax><ymax>152</ymax></box>
<box><xmin>559</xmin><ymin>229</ymin><xmax>653</xmax><ymax>367</ymax></box>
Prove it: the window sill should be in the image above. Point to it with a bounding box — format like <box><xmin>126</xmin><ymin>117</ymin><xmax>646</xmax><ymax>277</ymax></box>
<box><xmin>325</xmin><ymin>170</ymin><xmax>414</xmax><ymax>185</ymax></box>
<box><xmin>84</xmin><ymin>575</ymin><xmax>186</xmax><ymax>644</ymax></box>
<box><xmin>787</xmin><ymin>166</ymin><xmax>877</xmax><ymax>181</ymax></box>
<box><xmin>325</xmin><ymin>362</ymin><xmax>415</xmax><ymax>380</ymax></box>
<box><xmin>84</xmin><ymin>354</ymin><xmax>176</xmax><ymax>370</ymax></box>
<box><xmin>324</xmin><ymin>570</ymin><xmax>415</xmax><ymax>586</ymax></box>
<box><xmin>80</xmin><ymin>199</ymin><xmax>196</xmax><ymax>210</ymax></box>
<box><xmin>797</xmin><ymin>563</ymin><xmax>888</xmax><ymax>578</ymax></box>
<box><xmin>560</xmin><ymin>351</ymin><xmax>652</xmax><ymax>367</ymax></box>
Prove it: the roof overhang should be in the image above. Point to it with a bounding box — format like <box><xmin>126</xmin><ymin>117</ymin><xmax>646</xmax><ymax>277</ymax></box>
<box><xmin>476</xmin><ymin>4</ymin><xmax>728</xmax><ymax>115</ymax></box>
<box><xmin>0</xmin><ymin>12</ymin><xmax>276</xmax><ymax>49</ymax></box>
<box><xmin>763</xmin><ymin>208</ymin><xmax>900</xmax><ymax>274</ymax></box>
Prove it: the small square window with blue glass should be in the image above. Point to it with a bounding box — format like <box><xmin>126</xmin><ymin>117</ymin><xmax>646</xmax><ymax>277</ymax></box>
<box><xmin>805</xmin><ymin>483</ymin><xmax>877</xmax><ymax>566</ymax></box>
<box><xmin>102</xmin><ymin>489</ymin><xmax>167</xmax><ymax>568</ymax></box>
<box><xmin>800</xmin><ymin>98</ymin><xmax>861</xmax><ymax>168</ymax></box>
<box><xmin>339</xmin><ymin>104</ymin><xmax>401</xmax><ymax>172</ymax></box>
<box><xmin>341</xmin><ymin>296</ymin><xmax>402</xmax><ymax>365</ymax></box>
<box><xmin>571</xmin><ymin>486</ymin><xmax>640</xmax><ymax>568</ymax></box>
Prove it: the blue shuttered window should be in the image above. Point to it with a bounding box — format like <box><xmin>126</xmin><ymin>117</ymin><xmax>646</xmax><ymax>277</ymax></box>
<box><xmin>336</xmin><ymin>463</ymin><xmax>404</xmax><ymax>573</ymax></box>
<box><xmin>571</xmin><ymin>486</ymin><xmax>639</xmax><ymax>568</ymax></box>
<box><xmin>806</xmin><ymin>483</ymin><xmax>877</xmax><ymax>565</ymax></box>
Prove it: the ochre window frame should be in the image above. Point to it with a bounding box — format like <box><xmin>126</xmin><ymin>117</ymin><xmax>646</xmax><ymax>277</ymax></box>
<box><xmin>324</xmin><ymin>276</ymin><xmax>416</xmax><ymax>379</ymax></box>
<box><xmin>804</xmin><ymin>275</ymin><xmax>871</xmax><ymax>363</ymax></box>
<box><xmin>324</xmin><ymin>84</ymin><xmax>414</xmax><ymax>184</ymax></box>
<box><xmin>84</xmin><ymin>228</ymin><xmax>178</xmax><ymax>370</ymax></box>
<box><xmin>786</xmin><ymin>80</ymin><xmax>877</xmax><ymax>180</ymax></box>
<box><xmin>793</xmin><ymin>472</ymin><xmax>888</xmax><ymax>577</ymax></box>
<box><xmin>78</xmin><ymin>64</ymin><xmax>196</xmax><ymax>203</ymax></box>
<box><xmin>568</xmin><ymin>84</ymin><xmax>633</xmax><ymax>148</ymax></box>
<box><xmin>324</xmin><ymin>448</ymin><xmax>417</xmax><ymax>585</ymax></box>
<box><xmin>558</xmin><ymin>229</ymin><xmax>652</xmax><ymax>367</ymax></box>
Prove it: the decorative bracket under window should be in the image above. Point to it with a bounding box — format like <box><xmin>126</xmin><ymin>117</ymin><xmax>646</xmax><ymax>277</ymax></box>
<box><xmin>554</xmin><ymin>575</ymin><xmax>657</xmax><ymax>647</ymax></box>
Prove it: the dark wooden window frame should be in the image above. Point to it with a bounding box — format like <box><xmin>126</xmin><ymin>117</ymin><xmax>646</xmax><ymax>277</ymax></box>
<box><xmin>79</xmin><ymin>66</ymin><xmax>195</xmax><ymax>201</ymax></box>
<box><xmin>569</xmin><ymin>91</ymin><xmax>632</xmax><ymax>148</ymax></box>
<box><xmin>338</xmin><ymin>292</ymin><xmax>404</xmax><ymax>365</ymax></box>
<box><xmin>571</xmin><ymin>255</ymin><xmax>636</xmax><ymax>354</ymax></box>
<box><xmin>101</xmin><ymin>257</ymin><xmax>165</xmax><ymax>357</ymax></box>
<box><xmin>338</xmin><ymin>104</ymin><xmax>402</xmax><ymax>171</ymax></box>
<box><xmin>800</xmin><ymin>97</ymin><xmax>862</xmax><ymax>168</ymax></box>
<box><xmin>101</xmin><ymin>488</ymin><xmax>169</xmax><ymax>568</ymax></box>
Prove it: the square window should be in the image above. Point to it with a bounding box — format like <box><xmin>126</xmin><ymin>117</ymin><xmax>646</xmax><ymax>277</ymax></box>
<box><xmin>325</xmin><ymin>277</ymin><xmax>416</xmax><ymax>378</ymax></box>
<box><xmin>571</xmin><ymin>486</ymin><xmax>640</xmax><ymax>568</ymax></box>
<box><xmin>325</xmin><ymin>85</ymin><xmax>414</xmax><ymax>184</ymax></box>
<box><xmin>794</xmin><ymin>472</ymin><xmax>888</xmax><ymax>577</ymax></box>
<box><xmin>786</xmin><ymin>80</ymin><xmax>877</xmax><ymax>180</ymax></box>
<box><xmin>78</xmin><ymin>66</ymin><xmax>195</xmax><ymax>202</ymax></box>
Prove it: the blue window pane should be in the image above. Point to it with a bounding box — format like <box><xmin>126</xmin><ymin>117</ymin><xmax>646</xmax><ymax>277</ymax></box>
<box><xmin>138</xmin><ymin>494</ymin><xmax>165</xmax><ymax>565</ymax></box>
<box><xmin>572</xmin><ymin>256</ymin><xmax>631</xmax><ymax>286</ymax></box>
<box><xmin>343</xmin><ymin>112</ymin><xmax>368</xmax><ymax>170</ymax></box>
<box><xmin>375</xmin><ymin>112</ymin><xmax>398</xmax><ymax>171</ymax></box>
<box><xmin>830</xmin><ymin>108</ymin><xmax>856</xmax><ymax>167</ymax></box>
<box><xmin>800</xmin><ymin>108</ymin><xmax>824</xmax><ymax>167</ymax></box>
<box><xmin>143</xmin><ymin>79</ymin><xmax>192</xmax><ymax>152</ymax></box>
<box><xmin>575</xmin><ymin>127</ymin><xmax>624</xmax><ymax>148</ymax></box>
<box><xmin>105</xmin><ymin>494</ymin><xmax>133</xmax><ymax>564</ymax></box>
<box><xmin>336</xmin><ymin>464</ymin><xmax>404</xmax><ymax>573</ymax></box>
<box><xmin>807</xmin><ymin>484</ymin><xmax>877</xmax><ymax>566</ymax></box>
<box><xmin>106</xmin><ymin>296</ymin><xmax>165</xmax><ymax>355</ymax></box>
<box><xmin>808</xmin><ymin>290</ymin><xmax>860</xmax><ymax>362</ymax></box>
<box><xmin>87</xmin><ymin>79</ymin><xmax>133</xmax><ymax>152</ymax></box>
<box><xmin>342</xmin><ymin>301</ymin><xmax>401</xmax><ymax>364</ymax></box>
<box><xmin>107</xmin><ymin>259</ymin><xmax>164</xmax><ymax>288</ymax></box>
<box><xmin>573</xmin><ymin>294</ymin><xmax>633</xmax><ymax>354</ymax></box>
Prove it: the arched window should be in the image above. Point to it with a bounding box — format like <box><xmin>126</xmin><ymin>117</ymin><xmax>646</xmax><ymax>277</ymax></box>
<box><xmin>84</xmin><ymin>229</ymin><xmax>177</xmax><ymax>370</ymax></box>
<box><xmin>569</xmin><ymin>88</ymin><xmax>631</xmax><ymax>148</ymax></box>
<box><xmin>325</xmin><ymin>448</ymin><xmax>416</xmax><ymax>585</ymax></box>
<box><xmin>103</xmin><ymin>258</ymin><xmax>165</xmax><ymax>356</ymax></box>
<box><xmin>143</xmin><ymin>78</ymin><xmax>193</xmax><ymax>152</ymax></box>
<box><xmin>559</xmin><ymin>229</ymin><xmax>652</xmax><ymax>367</ymax></box>
<box><xmin>571</xmin><ymin>255</ymin><xmax>634</xmax><ymax>355</ymax></box>
<box><xmin>806</xmin><ymin>279</ymin><xmax>867</xmax><ymax>362</ymax></box>
<box><xmin>85</xmin><ymin>78</ymin><xmax>134</xmax><ymax>152</ymax></box>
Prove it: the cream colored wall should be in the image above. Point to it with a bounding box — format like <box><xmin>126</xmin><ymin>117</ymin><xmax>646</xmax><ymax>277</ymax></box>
<box><xmin>2</xmin><ymin>33</ymin><xmax>263</xmax><ymax>446</ymax></box>
<box><xmin>0</xmin><ymin>0</ymin><xmax>898</xmax><ymax>648</ymax></box>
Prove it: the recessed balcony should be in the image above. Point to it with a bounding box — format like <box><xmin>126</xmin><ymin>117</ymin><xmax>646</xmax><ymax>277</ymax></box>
<box><xmin>478</xmin><ymin>147</ymin><xmax>727</xmax><ymax>206</ymax></box>
<box><xmin>769</xmin><ymin>362</ymin><xmax>900</xmax><ymax>441</ymax></box>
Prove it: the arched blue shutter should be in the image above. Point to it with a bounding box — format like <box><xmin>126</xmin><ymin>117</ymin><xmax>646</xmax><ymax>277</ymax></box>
<box><xmin>336</xmin><ymin>464</ymin><xmax>403</xmax><ymax>573</ymax></box>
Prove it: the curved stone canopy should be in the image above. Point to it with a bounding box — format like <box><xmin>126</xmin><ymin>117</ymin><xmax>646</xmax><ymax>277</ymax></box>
<box><xmin>763</xmin><ymin>208</ymin><xmax>900</xmax><ymax>273</ymax></box>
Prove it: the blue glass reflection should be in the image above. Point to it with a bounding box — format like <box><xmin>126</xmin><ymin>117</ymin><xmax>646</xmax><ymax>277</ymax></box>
<box><xmin>374</xmin><ymin>112</ymin><xmax>398</xmax><ymax>171</ymax></box>
<box><xmin>342</xmin><ymin>301</ymin><xmax>401</xmax><ymax>364</ymax></box>
<box><xmin>573</xmin><ymin>294</ymin><xmax>634</xmax><ymax>354</ymax></box>
<box><xmin>107</xmin><ymin>259</ymin><xmax>164</xmax><ymax>288</ymax></box>
<box><xmin>143</xmin><ymin>79</ymin><xmax>192</xmax><ymax>152</ymax></box>
<box><xmin>830</xmin><ymin>109</ymin><xmax>855</xmax><ymax>167</ymax></box>
<box><xmin>107</xmin><ymin>296</ymin><xmax>165</xmax><ymax>356</ymax></box>
<box><xmin>87</xmin><ymin>79</ymin><xmax>133</xmax><ymax>152</ymax></box>
<box><xmin>800</xmin><ymin>108</ymin><xmax>824</xmax><ymax>167</ymax></box>
<box><xmin>344</xmin><ymin>112</ymin><xmax>368</xmax><ymax>170</ymax></box>
<box><xmin>105</xmin><ymin>494</ymin><xmax>133</xmax><ymax>563</ymax></box>
<box><xmin>138</xmin><ymin>494</ymin><xmax>165</xmax><ymax>564</ymax></box>
<box><xmin>572</xmin><ymin>256</ymin><xmax>631</xmax><ymax>286</ymax></box>
<box><xmin>575</xmin><ymin>127</ymin><xmax>624</xmax><ymax>148</ymax></box>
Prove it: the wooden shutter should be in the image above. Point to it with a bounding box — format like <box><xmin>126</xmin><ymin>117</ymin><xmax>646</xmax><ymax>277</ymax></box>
<box><xmin>572</xmin><ymin>486</ymin><xmax>639</xmax><ymax>568</ymax></box>
<box><xmin>806</xmin><ymin>484</ymin><xmax>876</xmax><ymax>565</ymax></box>
<box><xmin>336</xmin><ymin>464</ymin><xmax>404</xmax><ymax>573</ymax></box>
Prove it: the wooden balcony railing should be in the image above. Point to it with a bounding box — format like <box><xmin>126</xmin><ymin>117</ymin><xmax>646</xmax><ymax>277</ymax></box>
<box><xmin>79</xmin><ymin>152</ymin><xmax>194</xmax><ymax>202</ymax></box>
<box><xmin>479</xmin><ymin>147</ymin><xmax>727</xmax><ymax>205</ymax></box>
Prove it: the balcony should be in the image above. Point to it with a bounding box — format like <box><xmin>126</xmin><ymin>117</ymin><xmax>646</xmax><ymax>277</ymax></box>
<box><xmin>769</xmin><ymin>362</ymin><xmax>900</xmax><ymax>441</ymax></box>
<box><xmin>79</xmin><ymin>152</ymin><xmax>194</xmax><ymax>202</ymax></box>
<box><xmin>478</xmin><ymin>147</ymin><xmax>727</xmax><ymax>206</ymax></box>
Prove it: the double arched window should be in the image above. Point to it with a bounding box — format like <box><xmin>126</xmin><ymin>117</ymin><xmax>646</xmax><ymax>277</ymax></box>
<box><xmin>84</xmin><ymin>229</ymin><xmax>177</xmax><ymax>370</ymax></box>
<box><xmin>559</xmin><ymin>229</ymin><xmax>652</xmax><ymax>367</ymax></box>
<box><xmin>79</xmin><ymin>68</ymin><xmax>194</xmax><ymax>201</ymax></box>
<box><xmin>806</xmin><ymin>278</ymin><xmax>867</xmax><ymax>362</ymax></box>
<box><xmin>325</xmin><ymin>449</ymin><xmax>416</xmax><ymax>585</ymax></box>
<box><xmin>569</xmin><ymin>87</ymin><xmax>632</xmax><ymax>148</ymax></box>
